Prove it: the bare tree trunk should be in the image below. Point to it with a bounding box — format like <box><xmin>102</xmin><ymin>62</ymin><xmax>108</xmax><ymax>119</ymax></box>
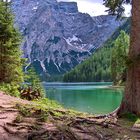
<box><xmin>118</xmin><ymin>0</ymin><xmax>140</xmax><ymax>116</ymax></box>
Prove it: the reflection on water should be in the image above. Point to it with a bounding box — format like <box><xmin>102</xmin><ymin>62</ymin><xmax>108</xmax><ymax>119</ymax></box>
<box><xmin>43</xmin><ymin>82</ymin><xmax>123</xmax><ymax>115</ymax></box>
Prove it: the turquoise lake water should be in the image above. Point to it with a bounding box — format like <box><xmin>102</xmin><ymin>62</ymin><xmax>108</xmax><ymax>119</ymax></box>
<box><xmin>43</xmin><ymin>82</ymin><xmax>123</xmax><ymax>115</ymax></box>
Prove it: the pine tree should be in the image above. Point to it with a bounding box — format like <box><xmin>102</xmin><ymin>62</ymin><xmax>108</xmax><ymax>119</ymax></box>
<box><xmin>111</xmin><ymin>31</ymin><xmax>129</xmax><ymax>85</ymax></box>
<box><xmin>103</xmin><ymin>0</ymin><xmax>131</xmax><ymax>18</ymax></box>
<box><xmin>21</xmin><ymin>67</ymin><xmax>45</xmax><ymax>100</ymax></box>
<box><xmin>0</xmin><ymin>1</ymin><xmax>23</xmax><ymax>85</ymax></box>
<box><xmin>25</xmin><ymin>67</ymin><xmax>44</xmax><ymax>93</ymax></box>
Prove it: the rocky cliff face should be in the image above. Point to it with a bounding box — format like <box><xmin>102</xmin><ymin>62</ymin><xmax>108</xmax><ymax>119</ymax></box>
<box><xmin>12</xmin><ymin>0</ymin><xmax>125</xmax><ymax>76</ymax></box>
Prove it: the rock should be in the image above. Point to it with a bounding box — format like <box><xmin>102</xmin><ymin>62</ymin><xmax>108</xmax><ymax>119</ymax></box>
<box><xmin>58</xmin><ymin>2</ymin><xmax>78</xmax><ymax>13</ymax></box>
<box><xmin>132</xmin><ymin>123</ymin><xmax>140</xmax><ymax>132</ymax></box>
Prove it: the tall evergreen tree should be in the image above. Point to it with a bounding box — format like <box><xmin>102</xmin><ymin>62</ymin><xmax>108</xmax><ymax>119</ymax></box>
<box><xmin>20</xmin><ymin>67</ymin><xmax>45</xmax><ymax>100</ymax></box>
<box><xmin>104</xmin><ymin>0</ymin><xmax>140</xmax><ymax>116</ymax></box>
<box><xmin>111</xmin><ymin>31</ymin><xmax>129</xmax><ymax>85</ymax></box>
<box><xmin>0</xmin><ymin>1</ymin><xmax>23</xmax><ymax>85</ymax></box>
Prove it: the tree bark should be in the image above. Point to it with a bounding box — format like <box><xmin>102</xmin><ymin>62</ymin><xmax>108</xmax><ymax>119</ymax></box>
<box><xmin>118</xmin><ymin>0</ymin><xmax>140</xmax><ymax>116</ymax></box>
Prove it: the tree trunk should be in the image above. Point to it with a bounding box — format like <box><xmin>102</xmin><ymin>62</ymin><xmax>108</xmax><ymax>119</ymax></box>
<box><xmin>118</xmin><ymin>0</ymin><xmax>140</xmax><ymax>116</ymax></box>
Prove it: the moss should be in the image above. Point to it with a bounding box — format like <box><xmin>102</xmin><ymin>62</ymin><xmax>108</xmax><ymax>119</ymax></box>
<box><xmin>16</xmin><ymin>104</ymin><xmax>32</xmax><ymax>117</ymax></box>
<box><xmin>33</xmin><ymin>98</ymin><xmax>63</xmax><ymax>110</ymax></box>
<box><xmin>14</xmin><ymin>114</ymin><xmax>24</xmax><ymax>123</ymax></box>
<box><xmin>16</xmin><ymin>98</ymin><xmax>87</xmax><ymax>122</ymax></box>
<box><xmin>120</xmin><ymin>112</ymin><xmax>139</xmax><ymax>122</ymax></box>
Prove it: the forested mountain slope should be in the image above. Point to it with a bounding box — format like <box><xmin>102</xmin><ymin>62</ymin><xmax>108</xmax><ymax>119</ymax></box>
<box><xmin>63</xmin><ymin>19</ymin><xmax>130</xmax><ymax>82</ymax></box>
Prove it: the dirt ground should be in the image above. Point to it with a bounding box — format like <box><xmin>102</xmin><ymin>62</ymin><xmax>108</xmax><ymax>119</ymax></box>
<box><xmin>0</xmin><ymin>92</ymin><xmax>140</xmax><ymax>140</ymax></box>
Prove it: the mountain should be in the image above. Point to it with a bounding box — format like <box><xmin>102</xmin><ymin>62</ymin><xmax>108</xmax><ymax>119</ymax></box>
<box><xmin>12</xmin><ymin>0</ymin><xmax>125</xmax><ymax>78</ymax></box>
<box><xmin>63</xmin><ymin>19</ymin><xmax>130</xmax><ymax>82</ymax></box>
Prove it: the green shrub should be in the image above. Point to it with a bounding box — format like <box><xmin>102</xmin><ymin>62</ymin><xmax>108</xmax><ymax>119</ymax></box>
<box><xmin>20</xmin><ymin>86</ymin><xmax>44</xmax><ymax>100</ymax></box>
<box><xmin>0</xmin><ymin>83</ymin><xmax>20</xmax><ymax>97</ymax></box>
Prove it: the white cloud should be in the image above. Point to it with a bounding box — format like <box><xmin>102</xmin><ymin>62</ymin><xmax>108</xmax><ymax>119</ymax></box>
<box><xmin>124</xmin><ymin>4</ymin><xmax>131</xmax><ymax>17</ymax></box>
<box><xmin>77</xmin><ymin>1</ymin><xmax>108</xmax><ymax>16</ymax></box>
<box><xmin>57</xmin><ymin>0</ymin><xmax>131</xmax><ymax>17</ymax></box>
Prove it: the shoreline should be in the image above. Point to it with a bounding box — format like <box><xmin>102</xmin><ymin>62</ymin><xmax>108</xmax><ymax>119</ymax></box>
<box><xmin>107</xmin><ymin>85</ymin><xmax>124</xmax><ymax>90</ymax></box>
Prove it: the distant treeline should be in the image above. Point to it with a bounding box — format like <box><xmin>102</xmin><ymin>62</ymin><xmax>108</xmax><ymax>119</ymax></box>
<box><xmin>63</xmin><ymin>47</ymin><xmax>112</xmax><ymax>82</ymax></box>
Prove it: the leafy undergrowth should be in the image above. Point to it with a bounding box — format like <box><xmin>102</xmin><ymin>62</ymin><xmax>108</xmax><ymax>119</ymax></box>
<box><xmin>0</xmin><ymin>83</ymin><xmax>20</xmax><ymax>97</ymax></box>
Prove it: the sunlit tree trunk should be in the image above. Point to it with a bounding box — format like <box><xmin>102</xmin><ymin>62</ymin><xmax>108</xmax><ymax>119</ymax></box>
<box><xmin>118</xmin><ymin>0</ymin><xmax>140</xmax><ymax>116</ymax></box>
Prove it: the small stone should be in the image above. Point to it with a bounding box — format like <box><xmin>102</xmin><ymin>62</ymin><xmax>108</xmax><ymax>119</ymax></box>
<box><xmin>133</xmin><ymin>123</ymin><xmax>140</xmax><ymax>128</ymax></box>
<box><xmin>123</xmin><ymin>135</ymin><xmax>128</xmax><ymax>138</ymax></box>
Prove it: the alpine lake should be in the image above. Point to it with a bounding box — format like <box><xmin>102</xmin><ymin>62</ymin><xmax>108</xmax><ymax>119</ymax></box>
<box><xmin>43</xmin><ymin>82</ymin><xmax>123</xmax><ymax>115</ymax></box>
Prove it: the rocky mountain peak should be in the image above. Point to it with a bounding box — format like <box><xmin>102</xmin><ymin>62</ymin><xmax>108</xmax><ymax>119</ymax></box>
<box><xmin>58</xmin><ymin>2</ymin><xmax>78</xmax><ymax>13</ymax></box>
<box><xmin>12</xmin><ymin>0</ymin><xmax>126</xmax><ymax>79</ymax></box>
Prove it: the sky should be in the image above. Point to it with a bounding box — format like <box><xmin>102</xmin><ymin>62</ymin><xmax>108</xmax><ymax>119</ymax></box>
<box><xmin>57</xmin><ymin>0</ymin><xmax>131</xmax><ymax>17</ymax></box>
